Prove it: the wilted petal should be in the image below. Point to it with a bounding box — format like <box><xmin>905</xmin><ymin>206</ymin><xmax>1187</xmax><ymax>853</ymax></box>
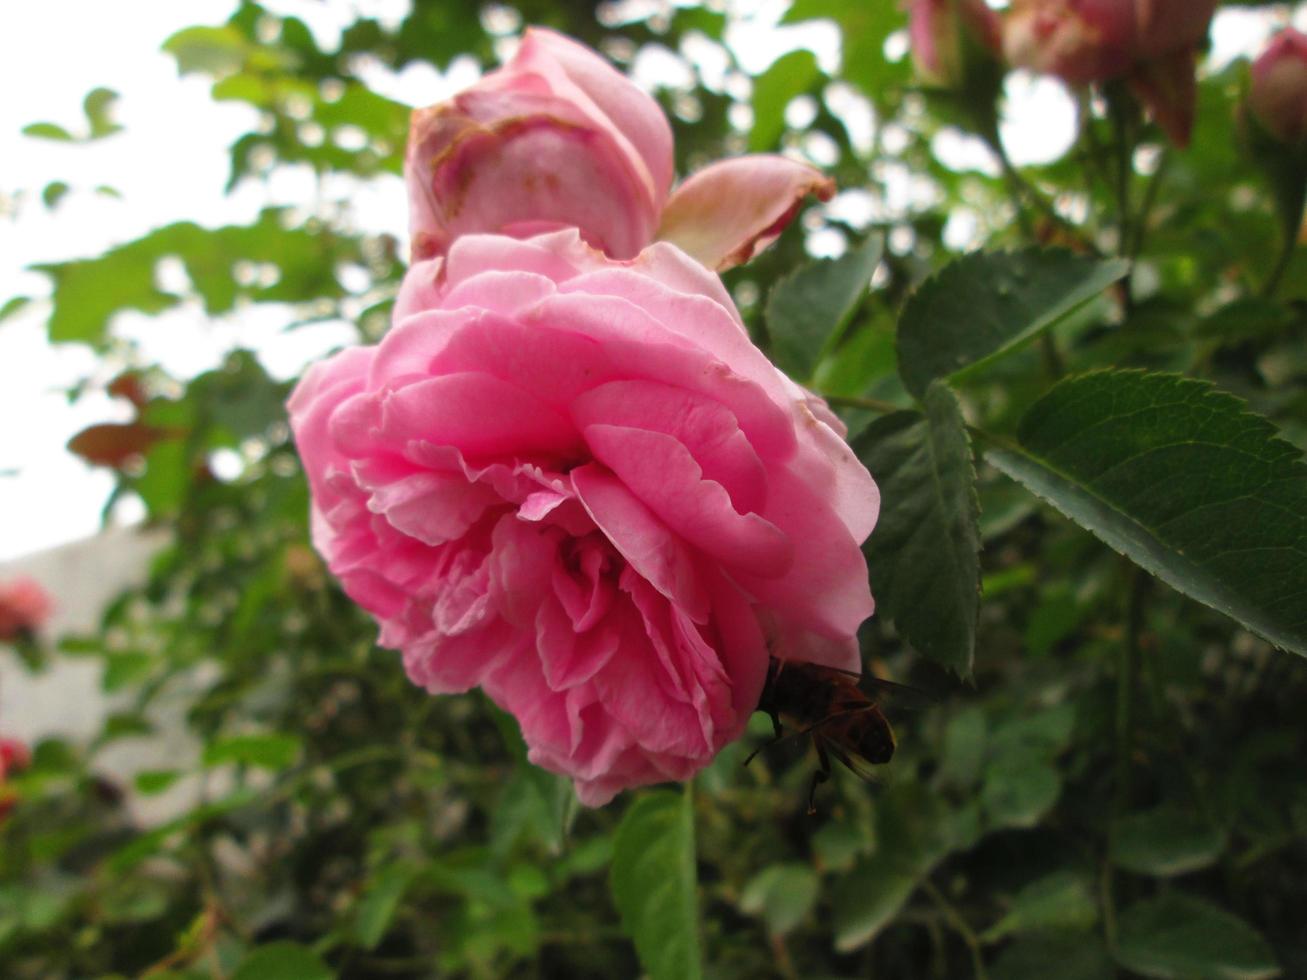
<box><xmin>656</xmin><ymin>155</ymin><xmax>835</xmax><ymax>271</ymax></box>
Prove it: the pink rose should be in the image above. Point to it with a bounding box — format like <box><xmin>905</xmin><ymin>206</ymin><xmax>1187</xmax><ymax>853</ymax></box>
<box><xmin>1249</xmin><ymin>29</ymin><xmax>1307</xmax><ymax>146</ymax></box>
<box><xmin>910</xmin><ymin>0</ymin><xmax>1002</xmax><ymax>89</ymax></box>
<box><xmin>406</xmin><ymin>28</ymin><xmax>833</xmax><ymax>272</ymax></box>
<box><xmin>0</xmin><ymin>577</ymin><xmax>53</xmax><ymax>641</ymax></box>
<box><xmin>1002</xmin><ymin>0</ymin><xmax>1218</xmax><ymax>145</ymax></box>
<box><xmin>288</xmin><ymin>230</ymin><xmax>878</xmax><ymax>805</ymax></box>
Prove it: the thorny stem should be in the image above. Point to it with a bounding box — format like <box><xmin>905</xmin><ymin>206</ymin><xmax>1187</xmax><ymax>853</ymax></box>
<box><xmin>921</xmin><ymin>879</ymin><xmax>989</xmax><ymax>980</ymax></box>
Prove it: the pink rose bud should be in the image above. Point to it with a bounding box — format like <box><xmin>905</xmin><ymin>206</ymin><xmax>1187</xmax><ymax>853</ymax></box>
<box><xmin>0</xmin><ymin>738</ymin><xmax>29</xmax><ymax>824</ymax></box>
<box><xmin>406</xmin><ymin>28</ymin><xmax>833</xmax><ymax>272</ymax></box>
<box><xmin>1249</xmin><ymin>29</ymin><xmax>1307</xmax><ymax>145</ymax></box>
<box><xmin>910</xmin><ymin>0</ymin><xmax>1002</xmax><ymax>89</ymax></box>
<box><xmin>1002</xmin><ymin>0</ymin><xmax>1218</xmax><ymax>145</ymax></box>
<box><xmin>288</xmin><ymin>231</ymin><xmax>879</xmax><ymax>806</ymax></box>
<box><xmin>0</xmin><ymin>577</ymin><xmax>53</xmax><ymax>641</ymax></box>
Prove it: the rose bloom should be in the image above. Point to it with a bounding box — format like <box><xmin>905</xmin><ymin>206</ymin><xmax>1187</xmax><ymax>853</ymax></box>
<box><xmin>406</xmin><ymin>28</ymin><xmax>833</xmax><ymax>272</ymax></box>
<box><xmin>909</xmin><ymin>0</ymin><xmax>1002</xmax><ymax>89</ymax></box>
<box><xmin>0</xmin><ymin>577</ymin><xmax>53</xmax><ymax>641</ymax></box>
<box><xmin>1002</xmin><ymin>0</ymin><xmax>1219</xmax><ymax>144</ymax></box>
<box><xmin>289</xmin><ymin>231</ymin><xmax>878</xmax><ymax>805</ymax></box>
<box><xmin>1248</xmin><ymin>29</ymin><xmax>1307</xmax><ymax>146</ymax></box>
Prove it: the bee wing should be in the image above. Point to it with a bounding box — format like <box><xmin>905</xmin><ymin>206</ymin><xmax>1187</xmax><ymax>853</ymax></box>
<box><xmin>816</xmin><ymin>736</ymin><xmax>883</xmax><ymax>784</ymax></box>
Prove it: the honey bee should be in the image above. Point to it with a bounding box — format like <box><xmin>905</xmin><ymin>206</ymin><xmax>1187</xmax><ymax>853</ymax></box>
<box><xmin>746</xmin><ymin>658</ymin><xmax>898</xmax><ymax>813</ymax></box>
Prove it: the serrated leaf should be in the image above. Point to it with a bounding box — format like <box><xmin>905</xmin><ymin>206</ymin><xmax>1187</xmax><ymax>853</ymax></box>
<box><xmin>986</xmin><ymin>370</ymin><xmax>1307</xmax><ymax>657</ymax></box>
<box><xmin>232</xmin><ymin>941</ymin><xmax>334</xmax><ymax>980</ymax></box>
<box><xmin>355</xmin><ymin>864</ymin><xmax>420</xmax><ymax>950</ymax></box>
<box><xmin>1111</xmin><ymin>806</ymin><xmax>1227</xmax><ymax>877</ymax></box>
<box><xmin>897</xmin><ymin>249</ymin><xmax>1128</xmax><ymax>398</ymax></box>
<box><xmin>767</xmin><ymin>237</ymin><xmax>882</xmax><ymax>380</ymax></box>
<box><xmin>203</xmin><ymin>733</ymin><xmax>302</xmax><ymax>770</ymax></box>
<box><xmin>983</xmin><ymin>872</ymin><xmax>1097</xmax><ymax>942</ymax></box>
<box><xmin>1114</xmin><ymin>893</ymin><xmax>1280</xmax><ymax>980</ymax></box>
<box><xmin>750</xmin><ymin>49</ymin><xmax>821</xmax><ymax>152</ymax></box>
<box><xmin>610</xmin><ymin>790</ymin><xmax>702</xmax><ymax>980</ymax></box>
<box><xmin>22</xmin><ymin>121</ymin><xmax>74</xmax><ymax>141</ymax></box>
<box><xmin>855</xmin><ymin>382</ymin><xmax>981</xmax><ymax>675</ymax></box>
<box><xmin>739</xmin><ymin>863</ymin><xmax>819</xmax><ymax>936</ymax></box>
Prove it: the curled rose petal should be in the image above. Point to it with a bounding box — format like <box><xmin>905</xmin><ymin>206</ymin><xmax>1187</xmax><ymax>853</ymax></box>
<box><xmin>656</xmin><ymin>156</ymin><xmax>836</xmax><ymax>272</ymax></box>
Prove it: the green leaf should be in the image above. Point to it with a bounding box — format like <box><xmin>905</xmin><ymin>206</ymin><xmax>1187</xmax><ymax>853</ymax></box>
<box><xmin>102</xmin><ymin>652</ymin><xmax>154</xmax><ymax>692</ymax></box>
<box><xmin>42</xmin><ymin>181</ymin><xmax>70</xmax><ymax>209</ymax></box>
<box><xmin>897</xmin><ymin>249</ymin><xmax>1128</xmax><ymax>399</ymax></box>
<box><xmin>983</xmin><ymin>872</ymin><xmax>1097</xmax><ymax>941</ymax></box>
<box><xmin>750</xmin><ymin>49</ymin><xmax>821</xmax><ymax>152</ymax></box>
<box><xmin>991</xmin><ymin>932</ymin><xmax>1114</xmax><ymax>980</ymax></box>
<box><xmin>134</xmin><ymin>770</ymin><xmax>183</xmax><ymax>796</ymax></box>
<box><xmin>1114</xmin><ymin>893</ymin><xmax>1280</xmax><ymax>980</ymax></box>
<box><xmin>739</xmin><ymin>863</ymin><xmax>819</xmax><ymax>936</ymax></box>
<box><xmin>355</xmin><ymin>864</ymin><xmax>420</xmax><ymax>950</ymax></box>
<box><xmin>1111</xmin><ymin>806</ymin><xmax>1227</xmax><ymax>877</ymax></box>
<box><xmin>855</xmin><ymin>382</ymin><xmax>981</xmax><ymax>675</ymax></box>
<box><xmin>0</xmin><ymin>296</ymin><xmax>30</xmax><ymax>323</ymax></box>
<box><xmin>610</xmin><ymin>789</ymin><xmax>702</xmax><ymax>980</ymax></box>
<box><xmin>22</xmin><ymin>121</ymin><xmax>74</xmax><ymax>141</ymax></box>
<box><xmin>985</xmin><ymin>371</ymin><xmax>1307</xmax><ymax>657</ymax></box>
<box><xmin>203</xmin><ymin>733</ymin><xmax>302</xmax><ymax>770</ymax></box>
<box><xmin>163</xmin><ymin>25</ymin><xmax>251</xmax><ymax>76</ymax></box>
<box><xmin>766</xmin><ymin>236</ymin><xmax>882</xmax><ymax>380</ymax></box>
<box><xmin>232</xmin><ymin>941</ymin><xmax>334</xmax><ymax>980</ymax></box>
<box><xmin>83</xmin><ymin>87</ymin><xmax>122</xmax><ymax>139</ymax></box>
<box><xmin>982</xmin><ymin>754</ymin><xmax>1061</xmax><ymax>830</ymax></box>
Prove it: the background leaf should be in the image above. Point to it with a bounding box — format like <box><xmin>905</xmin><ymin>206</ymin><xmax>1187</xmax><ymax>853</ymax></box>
<box><xmin>1114</xmin><ymin>893</ymin><xmax>1280</xmax><ymax>980</ymax></box>
<box><xmin>765</xmin><ymin>236</ymin><xmax>882</xmax><ymax>381</ymax></box>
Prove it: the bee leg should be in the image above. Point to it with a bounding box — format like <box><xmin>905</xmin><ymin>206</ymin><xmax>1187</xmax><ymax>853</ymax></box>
<box><xmin>808</xmin><ymin>739</ymin><xmax>833</xmax><ymax>815</ymax></box>
<box><xmin>743</xmin><ymin>710</ymin><xmax>784</xmax><ymax>768</ymax></box>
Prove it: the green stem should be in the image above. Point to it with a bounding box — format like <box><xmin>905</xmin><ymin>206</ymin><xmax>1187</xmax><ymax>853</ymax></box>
<box><xmin>922</xmin><ymin>879</ymin><xmax>989</xmax><ymax>980</ymax></box>
<box><xmin>1261</xmin><ymin>229</ymin><xmax>1297</xmax><ymax>298</ymax></box>
<box><xmin>1128</xmin><ymin>149</ymin><xmax>1170</xmax><ymax>262</ymax></box>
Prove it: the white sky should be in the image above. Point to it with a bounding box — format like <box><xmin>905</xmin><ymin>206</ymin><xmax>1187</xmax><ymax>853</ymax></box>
<box><xmin>0</xmin><ymin>1</ymin><xmax>1300</xmax><ymax>562</ymax></box>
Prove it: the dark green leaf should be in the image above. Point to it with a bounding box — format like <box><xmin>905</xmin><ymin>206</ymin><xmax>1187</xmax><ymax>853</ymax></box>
<box><xmin>982</xmin><ymin>754</ymin><xmax>1061</xmax><ymax>830</ymax></box>
<box><xmin>856</xmin><ymin>382</ymin><xmax>981</xmax><ymax>674</ymax></box>
<box><xmin>1114</xmin><ymin>893</ymin><xmax>1279</xmax><ymax>980</ymax></box>
<box><xmin>1111</xmin><ymin>807</ymin><xmax>1227</xmax><ymax>877</ymax></box>
<box><xmin>766</xmin><ymin>236</ymin><xmax>882</xmax><ymax>380</ymax></box>
<box><xmin>739</xmin><ymin>863</ymin><xmax>819</xmax><ymax>936</ymax></box>
<box><xmin>610</xmin><ymin>790</ymin><xmax>702</xmax><ymax>980</ymax></box>
<box><xmin>134</xmin><ymin>770</ymin><xmax>183</xmax><ymax>796</ymax></box>
<box><xmin>232</xmin><ymin>941</ymin><xmax>334</xmax><ymax>980</ymax></box>
<box><xmin>983</xmin><ymin>872</ymin><xmax>1097</xmax><ymax>941</ymax></box>
<box><xmin>897</xmin><ymin>249</ymin><xmax>1128</xmax><ymax>398</ymax></box>
<box><xmin>992</xmin><ymin>932</ymin><xmax>1114</xmax><ymax>980</ymax></box>
<box><xmin>986</xmin><ymin>371</ymin><xmax>1307</xmax><ymax>657</ymax></box>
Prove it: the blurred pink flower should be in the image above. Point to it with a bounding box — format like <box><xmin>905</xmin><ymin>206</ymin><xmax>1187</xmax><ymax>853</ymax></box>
<box><xmin>1002</xmin><ymin>0</ymin><xmax>1219</xmax><ymax>145</ymax></box>
<box><xmin>406</xmin><ymin>28</ymin><xmax>833</xmax><ymax>271</ymax></box>
<box><xmin>1249</xmin><ymin>29</ymin><xmax>1307</xmax><ymax>145</ymax></box>
<box><xmin>0</xmin><ymin>577</ymin><xmax>53</xmax><ymax>641</ymax></box>
<box><xmin>909</xmin><ymin>0</ymin><xmax>1002</xmax><ymax>89</ymax></box>
<box><xmin>288</xmin><ymin>230</ymin><xmax>878</xmax><ymax>805</ymax></box>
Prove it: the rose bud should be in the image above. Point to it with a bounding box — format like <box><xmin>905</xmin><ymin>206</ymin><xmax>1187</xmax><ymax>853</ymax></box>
<box><xmin>1248</xmin><ymin>29</ymin><xmax>1307</xmax><ymax>146</ymax></box>
<box><xmin>288</xmin><ymin>231</ymin><xmax>878</xmax><ymax>805</ymax></box>
<box><xmin>910</xmin><ymin>0</ymin><xmax>1002</xmax><ymax>89</ymax></box>
<box><xmin>0</xmin><ymin>577</ymin><xmax>53</xmax><ymax>641</ymax></box>
<box><xmin>1002</xmin><ymin>0</ymin><xmax>1219</xmax><ymax>145</ymax></box>
<box><xmin>406</xmin><ymin>28</ymin><xmax>833</xmax><ymax>271</ymax></box>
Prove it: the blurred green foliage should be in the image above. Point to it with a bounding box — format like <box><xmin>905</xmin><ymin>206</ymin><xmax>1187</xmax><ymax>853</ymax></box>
<box><xmin>3</xmin><ymin>2</ymin><xmax>1307</xmax><ymax>978</ymax></box>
